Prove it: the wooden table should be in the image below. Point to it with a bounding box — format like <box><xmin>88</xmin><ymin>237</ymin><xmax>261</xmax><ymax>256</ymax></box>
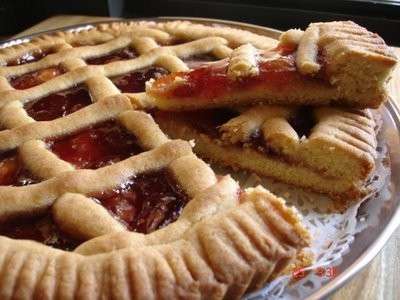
<box><xmin>11</xmin><ymin>15</ymin><xmax>400</xmax><ymax>300</ymax></box>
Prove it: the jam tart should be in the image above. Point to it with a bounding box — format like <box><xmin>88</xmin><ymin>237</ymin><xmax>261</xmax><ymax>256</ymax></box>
<box><xmin>0</xmin><ymin>21</ymin><xmax>312</xmax><ymax>299</ymax></box>
<box><xmin>146</xmin><ymin>21</ymin><xmax>397</xmax><ymax>110</ymax></box>
<box><xmin>155</xmin><ymin>105</ymin><xmax>379</xmax><ymax>209</ymax></box>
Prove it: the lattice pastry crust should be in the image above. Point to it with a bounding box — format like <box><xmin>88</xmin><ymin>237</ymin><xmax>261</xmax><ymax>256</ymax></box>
<box><xmin>227</xmin><ymin>43</ymin><xmax>260</xmax><ymax>79</ymax></box>
<box><xmin>155</xmin><ymin>104</ymin><xmax>378</xmax><ymax>209</ymax></box>
<box><xmin>0</xmin><ymin>21</ymin><xmax>311</xmax><ymax>299</ymax></box>
<box><xmin>147</xmin><ymin>21</ymin><xmax>397</xmax><ymax>110</ymax></box>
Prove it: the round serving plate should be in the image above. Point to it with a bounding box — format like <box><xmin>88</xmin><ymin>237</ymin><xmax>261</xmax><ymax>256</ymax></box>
<box><xmin>1</xmin><ymin>17</ymin><xmax>399</xmax><ymax>300</ymax></box>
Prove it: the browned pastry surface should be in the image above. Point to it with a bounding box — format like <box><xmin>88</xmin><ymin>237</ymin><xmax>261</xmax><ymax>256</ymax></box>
<box><xmin>147</xmin><ymin>21</ymin><xmax>397</xmax><ymax>110</ymax></box>
<box><xmin>154</xmin><ymin>104</ymin><xmax>378</xmax><ymax>209</ymax></box>
<box><xmin>0</xmin><ymin>20</ymin><xmax>311</xmax><ymax>299</ymax></box>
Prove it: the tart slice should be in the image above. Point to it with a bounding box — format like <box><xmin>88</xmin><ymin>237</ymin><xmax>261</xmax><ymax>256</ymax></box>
<box><xmin>154</xmin><ymin>104</ymin><xmax>379</xmax><ymax>209</ymax></box>
<box><xmin>147</xmin><ymin>21</ymin><xmax>397</xmax><ymax>110</ymax></box>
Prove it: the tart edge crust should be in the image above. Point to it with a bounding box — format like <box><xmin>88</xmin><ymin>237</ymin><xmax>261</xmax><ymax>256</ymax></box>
<box><xmin>0</xmin><ymin>180</ymin><xmax>311</xmax><ymax>299</ymax></box>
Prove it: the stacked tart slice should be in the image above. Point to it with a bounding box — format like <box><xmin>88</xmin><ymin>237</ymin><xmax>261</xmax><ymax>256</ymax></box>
<box><xmin>147</xmin><ymin>21</ymin><xmax>397</xmax><ymax>110</ymax></box>
<box><xmin>155</xmin><ymin>105</ymin><xmax>378</xmax><ymax>206</ymax></box>
<box><xmin>148</xmin><ymin>21</ymin><xmax>397</xmax><ymax>209</ymax></box>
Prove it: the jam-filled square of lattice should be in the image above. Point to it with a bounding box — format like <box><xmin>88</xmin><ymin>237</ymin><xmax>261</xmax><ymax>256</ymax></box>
<box><xmin>0</xmin><ymin>212</ymin><xmax>80</xmax><ymax>251</ymax></box>
<box><xmin>0</xmin><ymin>149</ymin><xmax>39</xmax><ymax>186</ymax></box>
<box><xmin>85</xmin><ymin>47</ymin><xmax>137</xmax><ymax>65</ymax></box>
<box><xmin>46</xmin><ymin>120</ymin><xmax>144</xmax><ymax>169</ymax></box>
<box><xmin>111</xmin><ymin>66</ymin><xmax>169</xmax><ymax>93</ymax></box>
<box><xmin>6</xmin><ymin>47</ymin><xmax>57</xmax><ymax>66</ymax></box>
<box><xmin>9</xmin><ymin>65</ymin><xmax>66</xmax><ymax>90</ymax></box>
<box><xmin>23</xmin><ymin>85</ymin><xmax>93</xmax><ymax>121</ymax></box>
<box><xmin>91</xmin><ymin>168</ymin><xmax>188</xmax><ymax>234</ymax></box>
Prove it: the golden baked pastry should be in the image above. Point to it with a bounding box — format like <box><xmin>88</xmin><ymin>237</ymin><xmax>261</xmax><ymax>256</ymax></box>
<box><xmin>155</xmin><ymin>105</ymin><xmax>379</xmax><ymax>209</ymax></box>
<box><xmin>0</xmin><ymin>21</ymin><xmax>311</xmax><ymax>299</ymax></box>
<box><xmin>147</xmin><ymin>21</ymin><xmax>397</xmax><ymax>110</ymax></box>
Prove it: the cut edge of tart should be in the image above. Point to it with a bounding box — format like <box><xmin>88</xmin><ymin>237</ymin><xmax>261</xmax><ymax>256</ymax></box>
<box><xmin>146</xmin><ymin>21</ymin><xmax>397</xmax><ymax>111</ymax></box>
<box><xmin>154</xmin><ymin>104</ymin><xmax>379</xmax><ymax>210</ymax></box>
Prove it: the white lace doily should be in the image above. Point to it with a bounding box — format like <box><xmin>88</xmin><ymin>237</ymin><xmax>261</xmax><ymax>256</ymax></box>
<box><xmin>213</xmin><ymin>132</ymin><xmax>391</xmax><ymax>299</ymax></box>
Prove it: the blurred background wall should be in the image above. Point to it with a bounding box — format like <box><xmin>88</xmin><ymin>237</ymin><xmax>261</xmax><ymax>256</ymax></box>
<box><xmin>1</xmin><ymin>0</ymin><xmax>399</xmax><ymax>45</ymax></box>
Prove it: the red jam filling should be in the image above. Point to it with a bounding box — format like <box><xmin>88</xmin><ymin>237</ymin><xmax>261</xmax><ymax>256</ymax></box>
<box><xmin>10</xmin><ymin>66</ymin><xmax>65</xmax><ymax>90</ymax></box>
<box><xmin>156</xmin><ymin>107</ymin><xmax>315</xmax><ymax>154</ymax></box>
<box><xmin>92</xmin><ymin>169</ymin><xmax>188</xmax><ymax>233</ymax></box>
<box><xmin>112</xmin><ymin>67</ymin><xmax>169</xmax><ymax>93</ymax></box>
<box><xmin>167</xmin><ymin>55</ymin><xmax>298</xmax><ymax>99</ymax></box>
<box><xmin>24</xmin><ymin>86</ymin><xmax>92</xmax><ymax>121</ymax></box>
<box><xmin>47</xmin><ymin>120</ymin><xmax>143</xmax><ymax>169</ymax></box>
<box><xmin>86</xmin><ymin>47</ymin><xmax>137</xmax><ymax>65</ymax></box>
<box><xmin>155</xmin><ymin>109</ymin><xmax>277</xmax><ymax>155</ymax></box>
<box><xmin>275</xmin><ymin>44</ymin><xmax>298</xmax><ymax>56</ymax></box>
<box><xmin>156</xmin><ymin>109</ymin><xmax>239</xmax><ymax>139</ymax></box>
<box><xmin>288</xmin><ymin>106</ymin><xmax>316</xmax><ymax>138</ymax></box>
<box><xmin>151</xmin><ymin>52</ymin><xmax>328</xmax><ymax>101</ymax></box>
<box><xmin>0</xmin><ymin>213</ymin><xmax>80</xmax><ymax>251</ymax></box>
<box><xmin>7</xmin><ymin>48</ymin><xmax>55</xmax><ymax>66</ymax></box>
<box><xmin>183</xmin><ymin>53</ymin><xmax>219</xmax><ymax>69</ymax></box>
<box><xmin>0</xmin><ymin>150</ymin><xmax>38</xmax><ymax>186</ymax></box>
<box><xmin>244</xmin><ymin>130</ymin><xmax>280</xmax><ymax>156</ymax></box>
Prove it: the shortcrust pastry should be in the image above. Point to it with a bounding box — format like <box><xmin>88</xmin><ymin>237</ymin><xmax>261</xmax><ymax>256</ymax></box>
<box><xmin>0</xmin><ymin>20</ymin><xmax>312</xmax><ymax>299</ymax></box>
<box><xmin>147</xmin><ymin>21</ymin><xmax>397</xmax><ymax>110</ymax></box>
<box><xmin>155</xmin><ymin>104</ymin><xmax>379</xmax><ymax>208</ymax></box>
